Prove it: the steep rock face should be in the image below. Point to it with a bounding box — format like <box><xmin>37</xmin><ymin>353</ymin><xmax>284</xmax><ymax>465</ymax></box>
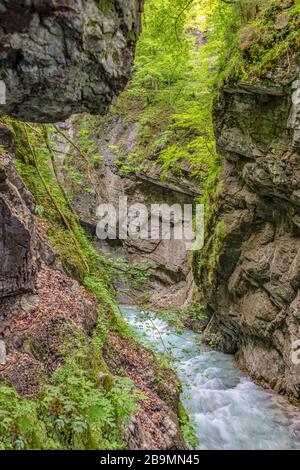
<box><xmin>62</xmin><ymin>115</ymin><xmax>198</xmax><ymax>307</ymax></box>
<box><xmin>0</xmin><ymin>0</ymin><xmax>143</xmax><ymax>122</ymax></box>
<box><xmin>0</xmin><ymin>266</ymin><xmax>99</xmax><ymax>396</ymax></box>
<box><xmin>197</xmin><ymin>64</ymin><xmax>300</xmax><ymax>398</ymax></box>
<box><xmin>0</xmin><ymin>124</ymin><xmax>38</xmax><ymax>298</ymax></box>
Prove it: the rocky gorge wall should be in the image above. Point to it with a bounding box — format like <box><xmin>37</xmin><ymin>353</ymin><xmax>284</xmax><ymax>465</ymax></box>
<box><xmin>196</xmin><ymin>58</ymin><xmax>300</xmax><ymax>399</ymax></box>
<box><xmin>62</xmin><ymin>113</ymin><xmax>197</xmax><ymax>308</ymax></box>
<box><xmin>0</xmin><ymin>0</ymin><xmax>143</xmax><ymax>121</ymax></box>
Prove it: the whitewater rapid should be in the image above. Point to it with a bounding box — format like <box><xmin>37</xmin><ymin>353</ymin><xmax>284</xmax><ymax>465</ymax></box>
<box><xmin>120</xmin><ymin>305</ymin><xmax>300</xmax><ymax>450</ymax></box>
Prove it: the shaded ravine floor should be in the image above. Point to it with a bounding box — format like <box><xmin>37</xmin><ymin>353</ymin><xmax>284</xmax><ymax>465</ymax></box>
<box><xmin>120</xmin><ymin>305</ymin><xmax>300</xmax><ymax>450</ymax></box>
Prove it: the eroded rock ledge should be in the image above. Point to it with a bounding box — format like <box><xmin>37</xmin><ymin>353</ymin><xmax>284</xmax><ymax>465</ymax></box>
<box><xmin>0</xmin><ymin>0</ymin><xmax>143</xmax><ymax>122</ymax></box>
<box><xmin>197</xmin><ymin>62</ymin><xmax>300</xmax><ymax>399</ymax></box>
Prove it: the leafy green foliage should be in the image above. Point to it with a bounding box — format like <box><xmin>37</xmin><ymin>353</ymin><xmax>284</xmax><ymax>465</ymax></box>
<box><xmin>0</xmin><ymin>334</ymin><xmax>141</xmax><ymax>450</ymax></box>
<box><xmin>60</xmin><ymin>119</ymin><xmax>104</xmax><ymax>193</ymax></box>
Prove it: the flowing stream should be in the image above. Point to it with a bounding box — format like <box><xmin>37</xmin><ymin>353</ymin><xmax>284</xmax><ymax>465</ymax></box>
<box><xmin>120</xmin><ymin>305</ymin><xmax>300</xmax><ymax>450</ymax></box>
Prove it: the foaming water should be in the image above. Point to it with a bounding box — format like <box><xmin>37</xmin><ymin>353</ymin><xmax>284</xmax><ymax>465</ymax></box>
<box><xmin>120</xmin><ymin>305</ymin><xmax>300</xmax><ymax>450</ymax></box>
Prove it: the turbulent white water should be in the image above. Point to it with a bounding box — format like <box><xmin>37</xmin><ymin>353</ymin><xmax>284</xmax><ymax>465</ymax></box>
<box><xmin>120</xmin><ymin>305</ymin><xmax>300</xmax><ymax>450</ymax></box>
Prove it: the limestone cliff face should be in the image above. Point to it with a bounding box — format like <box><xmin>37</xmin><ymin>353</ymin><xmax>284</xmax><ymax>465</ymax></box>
<box><xmin>60</xmin><ymin>114</ymin><xmax>198</xmax><ymax>308</ymax></box>
<box><xmin>0</xmin><ymin>0</ymin><xmax>143</xmax><ymax>122</ymax></box>
<box><xmin>196</xmin><ymin>61</ymin><xmax>300</xmax><ymax>398</ymax></box>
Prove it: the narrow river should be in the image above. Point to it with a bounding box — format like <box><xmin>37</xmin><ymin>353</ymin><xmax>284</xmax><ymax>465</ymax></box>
<box><xmin>120</xmin><ymin>305</ymin><xmax>300</xmax><ymax>450</ymax></box>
